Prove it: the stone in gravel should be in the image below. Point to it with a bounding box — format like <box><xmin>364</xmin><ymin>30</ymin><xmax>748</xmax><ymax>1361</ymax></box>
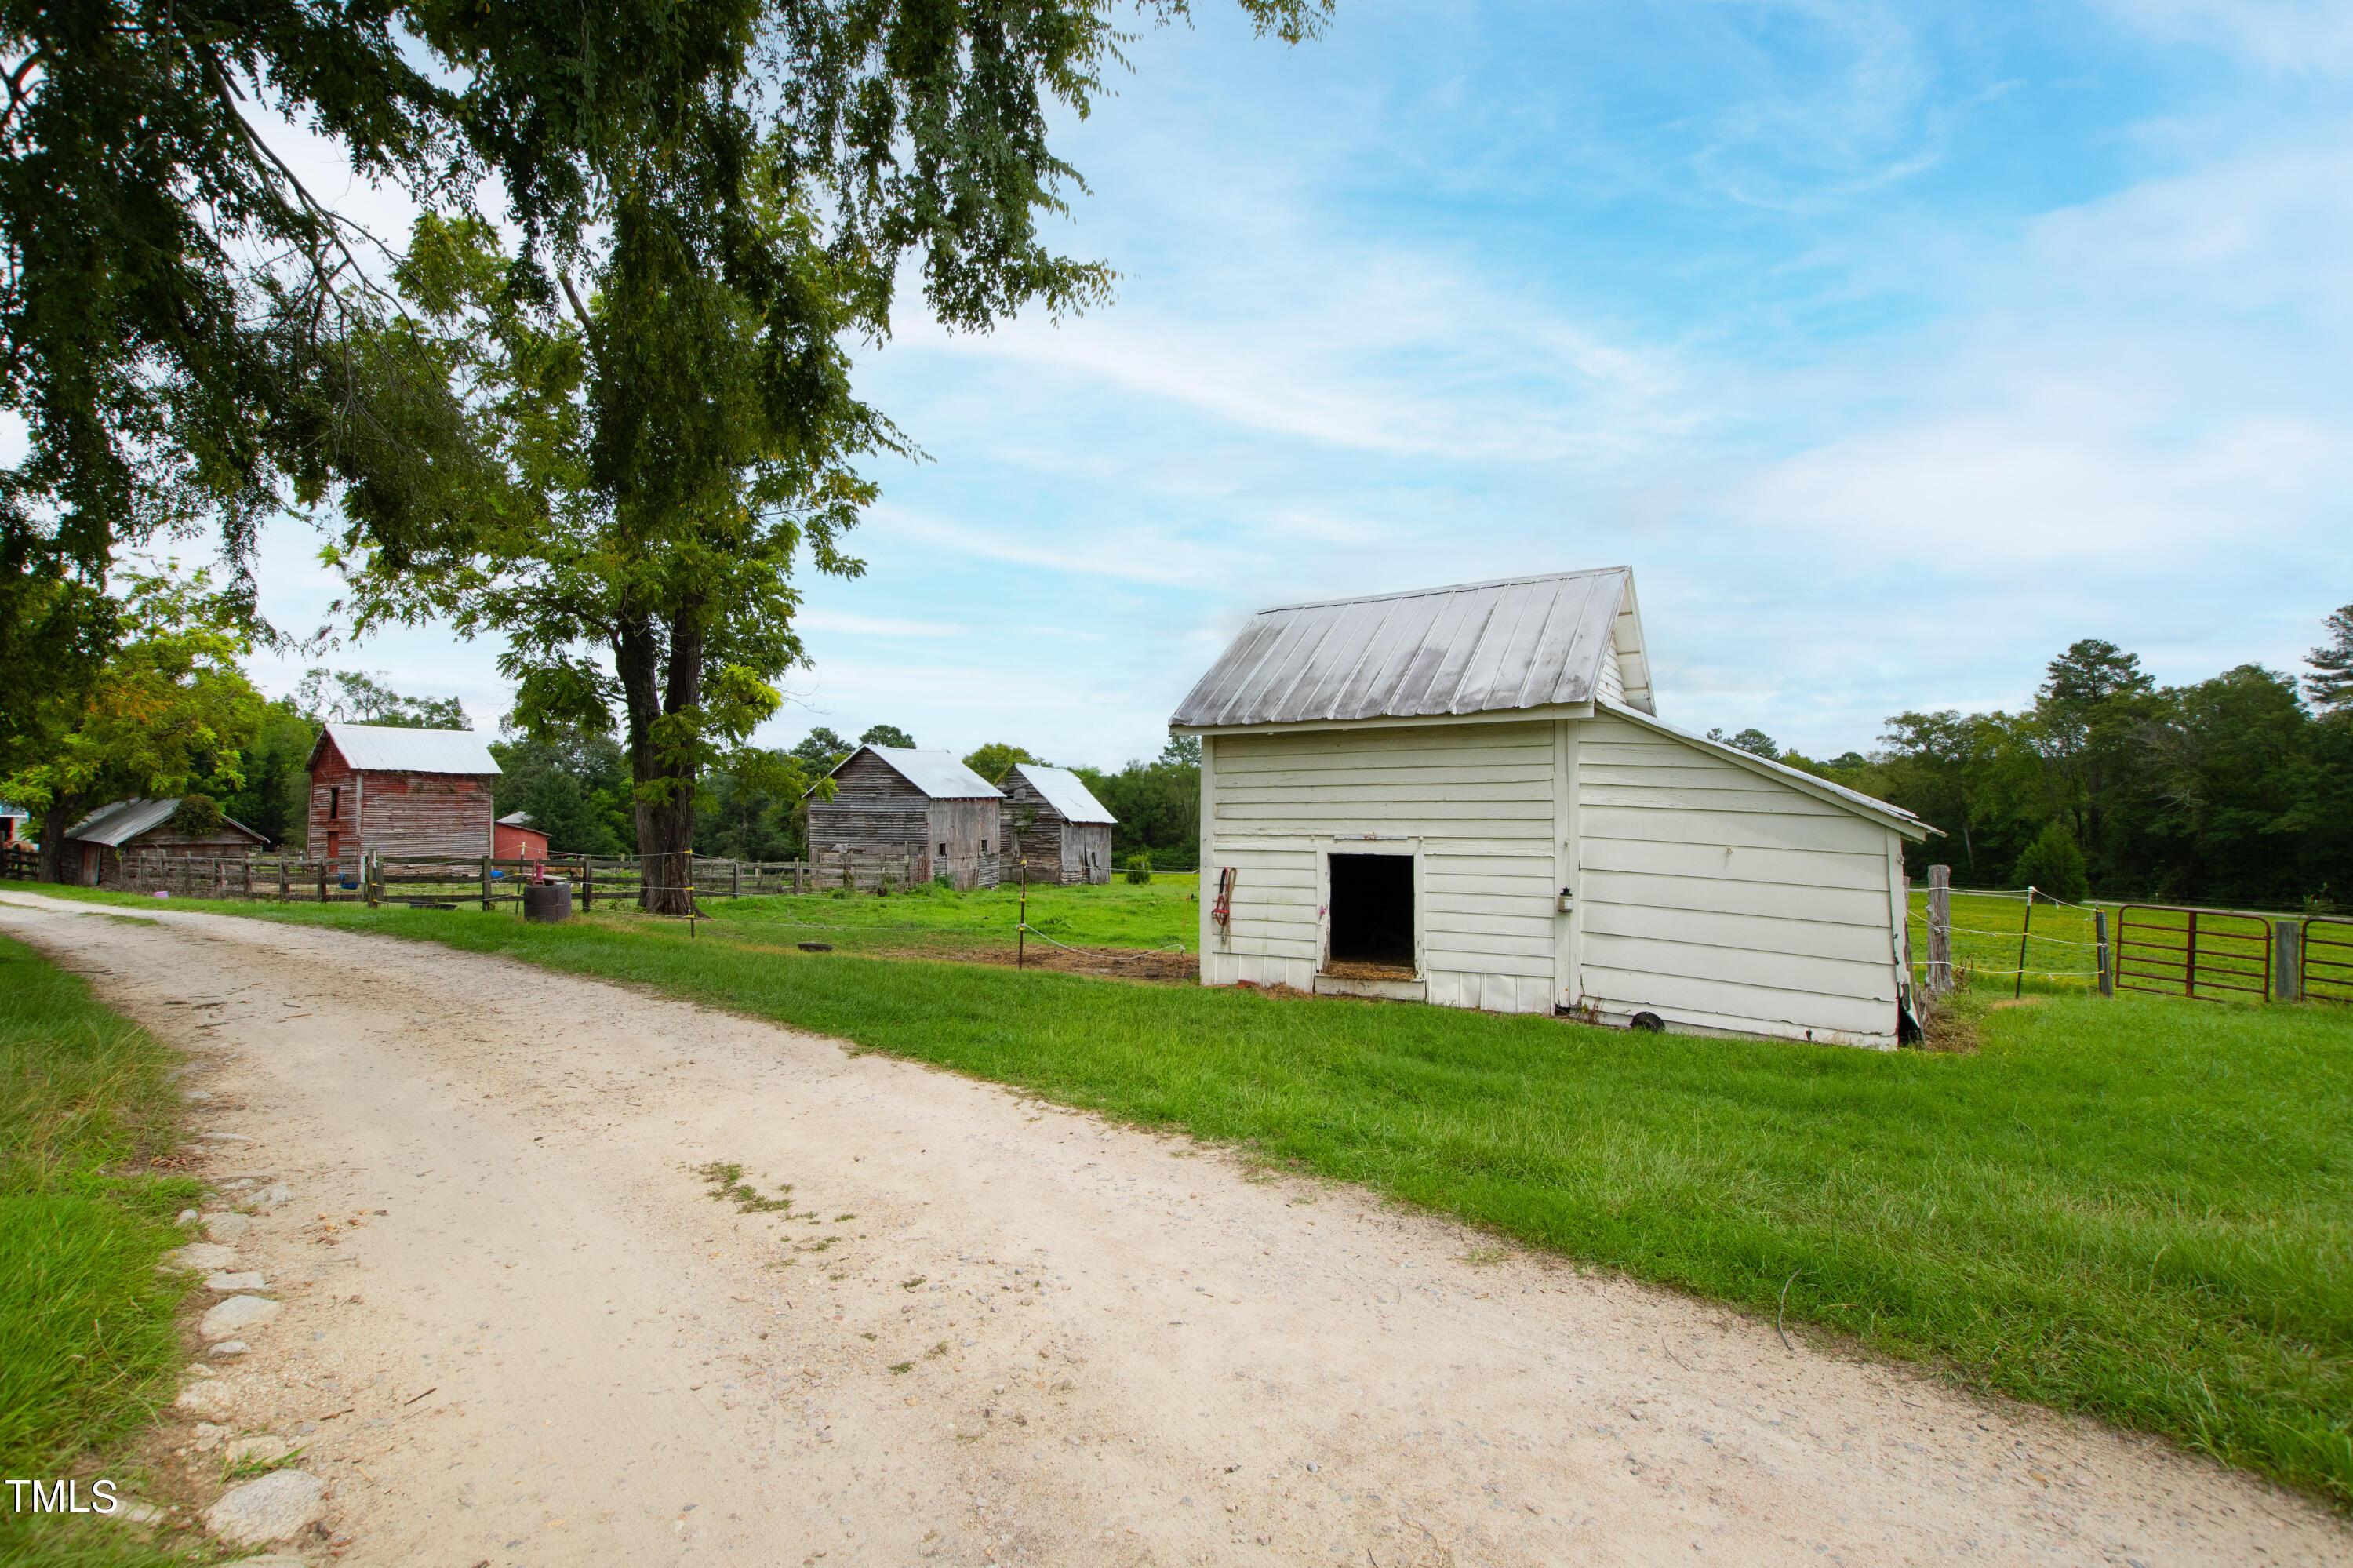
<box><xmin>184</xmin><ymin>1089</ymin><xmax>212</xmax><ymax>1102</ymax></box>
<box><xmin>200</xmin><ymin>1131</ymin><xmax>255</xmax><ymax>1143</ymax></box>
<box><xmin>175</xmin><ymin>1381</ymin><xmax>237</xmax><ymax>1416</ymax></box>
<box><xmin>204</xmin><ymin>1211</ymin><xmax>253</xmax><ymax>1241</ymax></box>
<box><xmin>177</xmin><ymin>1207</ymin><xmax>199</xmax><ymax>1224</ymax></box>
<box><xmin>206</xmin><ymin>1271</ymin><xmax>268</xmax><ymax>1292</ymax></box>
<box><xmin>212</xmin><ymin>1340</ymin><xmax>249</xmax><ymax>1358</ymax></box>
<box><xmin>255</xmin><ymin>1181</ymin><xmax>293</xmax><ymax>1209</ymax></box>
<box><xmin>105</xmin><ymin>1500</ymin><xmax>165</xmax><ymax>1525</ymax></box>
<box><xmin>226</xmin><ymin>1435</ymin><xmax>293</xmax><ymax>1464</ymax></box>
<box><xmin>201</xmin><ymin>1295</ymin><xmax>280</xmax><ymax>1340</ymax></box>
<box><xmin>234</xmin><ymin>1557</ymin><xmax>313</xmax><ymax>1568</ymax></box>
<box><xmin>171</xmin><ymin>1242</ymin><xmax>238</xmax><ymax>1271</ymax></box>
<box><xmin>192</xmin><ymin>1422</ymin><xmax>229</xmax><ymax>1452</ymax></box>
<box><xmin>202</xmin><ymin>1469</ymin><xmax>324</xmax><ymax>1545</ymax></box>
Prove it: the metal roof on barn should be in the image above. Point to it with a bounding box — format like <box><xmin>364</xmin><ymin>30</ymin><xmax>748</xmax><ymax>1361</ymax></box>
<box><xmin>1008</xmin><ymin>763</ymin><xmax>1116</xmax><ymax>824</ymax></box>
<box><xmin>65</xmin><ymin>798</ymin><xmax>268</xmax><ymax>847</ymax></box>
<box><xmin>841</xmin><ymin>746</ymin><xmax>1005</xmax><ymax>800</ymax></box>
<box><xmin>1171</xmin><ymin>568</ymin><xmax>1646</xmax><ymax>730</ymax></box>
<box><xmin>311</xmin><ymin>722</ymin><xmax>500</xmax><ymax>776</ymax></box>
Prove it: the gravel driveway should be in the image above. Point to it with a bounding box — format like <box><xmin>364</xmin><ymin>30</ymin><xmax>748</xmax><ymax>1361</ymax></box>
<box><xmin>4</xmin><ymin>892</ymin><xmax>2342</xmax><ymax>1567</ymax></box>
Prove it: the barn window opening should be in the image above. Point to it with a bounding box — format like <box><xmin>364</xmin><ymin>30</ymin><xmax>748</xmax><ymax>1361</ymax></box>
<box><xmin>329</xmin><ymin>786</ymin><xmax>340</xmax><ymax>820</ymax></box>
<box><xmin>938</xmin><ymin>842</ymin><xmax>948</xmax><ymax>856</ymax></box>
<box><xmin>1327</xmin><ymin>853</ymin><xmax>1415</xmax><ymax>973</ymax></box>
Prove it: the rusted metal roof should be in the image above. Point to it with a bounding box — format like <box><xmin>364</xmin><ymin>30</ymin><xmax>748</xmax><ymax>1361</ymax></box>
<box><xmin>1171</xmin><ymin>569</ymin><xmax>1638</xmax><ymax>729</ymax></box>
<box><xmin>1009</xmin><ymin>763</ymin><xmax>1116</xmax><ymax>824</ymax></box>
<box><xmin>66</xmin><ymin>798</ymin><xmax>268</xmax><ymax>846</ymax></box>
<box><xmin>315</xmin><ymin>722</ymin><xmax>500</xmax><ymax>776</ymax></box>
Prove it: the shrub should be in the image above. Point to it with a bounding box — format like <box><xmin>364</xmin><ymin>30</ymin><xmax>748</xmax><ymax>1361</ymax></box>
<box><xmin>1124</xmin><ymin>852</ymin><xmax>1152</xmax><ymax>885</ymax></box>
<box><xmin>2011</xmin><ymin>821</ymin><xmax>2090</xmax><ymax>903</ymax></box>
<box><xmin>167</xmin><ymin>795</ymin><xmax>224</xmax><ymax>836</ymax></box>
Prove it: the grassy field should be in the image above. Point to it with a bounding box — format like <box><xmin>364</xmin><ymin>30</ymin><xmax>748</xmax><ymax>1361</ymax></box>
<box><xmin>13</xmin><ymin>881</ymin><xmax>2349</xmax><ymax>1507</ymax></box>
<box><xmin>0</xmin><ymin>934</ymin><xmax>202</xmax><ymax>1564</ymax></box>
<box><xmin>694</xmin><ymin>871</ymin><xmax>1199</xmax><ymax>960</ymax></box>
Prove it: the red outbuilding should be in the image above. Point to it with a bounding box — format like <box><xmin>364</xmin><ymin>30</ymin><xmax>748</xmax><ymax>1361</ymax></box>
<box><xmin>306</xmin><ymin>722</ymin><xmax>501</xmax><ymax>864</ymax></box>
<box><xmin>494</xmin><ymin>811</ymin><xmax>550</xmax><ymax>861</ymax></box>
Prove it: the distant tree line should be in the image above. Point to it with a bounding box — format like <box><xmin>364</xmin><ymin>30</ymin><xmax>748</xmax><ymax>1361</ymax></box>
<box><xmin>1753</xmin><ymin>607</ymin><xmax>2353</xmax><ymax>909</ymax></box>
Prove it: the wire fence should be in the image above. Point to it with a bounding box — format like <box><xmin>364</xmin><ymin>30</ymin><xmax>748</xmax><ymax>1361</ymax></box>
<box><xmin>1911</xmin><ymin>876</ymin><xmax>2340</xmax><ymax>1006</ymax></box>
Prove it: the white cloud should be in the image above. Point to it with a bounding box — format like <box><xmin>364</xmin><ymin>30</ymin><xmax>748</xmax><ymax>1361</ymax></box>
<box><xmin>2100</xmin><ymin>0</ymin><xmax>2353</xmax><ymax>75</ymax></box>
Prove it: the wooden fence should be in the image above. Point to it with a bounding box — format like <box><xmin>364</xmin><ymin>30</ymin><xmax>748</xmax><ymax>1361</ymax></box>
<box><xmin>78</xmin><ymin>848</ymin><xmax>946</xmax><ymax>908</ymax></box>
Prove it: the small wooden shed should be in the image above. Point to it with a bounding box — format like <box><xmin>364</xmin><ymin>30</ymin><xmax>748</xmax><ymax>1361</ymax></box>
<box><xmin>998</xmin><ymin>763</ymin><xmax>1116</xmax><ymax>884</ymax></box>
<box><xmin>806</xmin><ymin>746</ymin><xmax>1005</xmax><ymax>890</ymax></box>
<box><xmin>306</xmin><ymin>722</ymin><xmax>501</xmax><ymax>864</ymax></box>
<box><xmin>495</xmin><ymin>812</ymin><xmax>550</xmax><ymax>860</ymax></box>
<box><xmin>61</xmin><ymin>799</ymin><xmax>267</xmax><ymax>887</ymax></box>
<box><xmin>1173</xmin><ymin>568</ymin><xmax>1934</xmax><ymax>1048</ymax></box>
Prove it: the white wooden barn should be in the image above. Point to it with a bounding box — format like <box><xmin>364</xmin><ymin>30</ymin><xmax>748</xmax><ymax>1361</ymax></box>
<box><xmin>1172</xmin><ymin>568</ymin><xmax>1933</xmax><ymax>1048</ymax></box>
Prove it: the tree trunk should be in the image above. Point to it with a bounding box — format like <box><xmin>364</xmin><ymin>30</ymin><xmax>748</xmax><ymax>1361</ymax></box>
<box><xmin>38</xmin><ymin>798</ymin><xmax>82</xmax><ymax>884</ymax></box>
<box><xmin>614</xmin><ymin>603</ymin><xmax>707</xmax><ymax>916</ymax></box>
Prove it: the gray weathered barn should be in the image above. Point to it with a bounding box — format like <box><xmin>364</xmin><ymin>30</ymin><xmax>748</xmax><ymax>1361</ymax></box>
<box><xmin>998</xmin><ymin>763</ymin><xmax>1116</xmax><ymax>884</ymax></box>
<box><xmin>61</xmin><ymin>798</ymin><xmax>268</xmax><ymax>887</ymax></box>
<box><xmin>1172</xmin><ymin>568</ymin><xmax>1933</xmax><ymax>1047</ymax></box>
<box><xmin>807</xmin><ymin>746</ymin><xmax>1005</xmax><ymax>890</ymax></box>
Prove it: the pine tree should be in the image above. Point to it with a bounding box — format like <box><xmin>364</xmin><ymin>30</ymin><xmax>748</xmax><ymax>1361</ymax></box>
<box><xmin>2305</xmin><ymin>605</ymin><xmax>2353</xmax><ymax>714</ymax></box>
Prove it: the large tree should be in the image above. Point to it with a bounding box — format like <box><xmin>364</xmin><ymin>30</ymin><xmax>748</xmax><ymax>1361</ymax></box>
<box><xmin>1</xmin><ymin>569</ymin><xmax>266</xmax><ymax>881</ymax></box>
<box><xmin>0</xmin><ymin>0</ymin><xmax>460</xmax><ymax>636</ymax></box>
<box><xmin>326</xmin><ymin>0</ymin><xmax>1329</xmax><ymax>911</ymax></box>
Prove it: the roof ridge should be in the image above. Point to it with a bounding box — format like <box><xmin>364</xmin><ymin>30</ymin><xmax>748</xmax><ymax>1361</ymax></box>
<box><xmin>1251</xmin><ymin>566</ymin><xmax>1628</xmax><ymax>617</ymax></box>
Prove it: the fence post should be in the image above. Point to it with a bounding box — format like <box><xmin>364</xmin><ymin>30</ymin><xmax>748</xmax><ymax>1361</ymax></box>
<box><xmin>2014</xmin><ymin>886</ymin><xmax>2035</xmax><ymax>1000</ymax></box>
<box><xmin>2276</xmin><ymin>920</ymin><xmax>2302</xmax><ymax>1002</ymax></box>
<box><xmin>2184</xmin><ymin>909</ymin><xmax>2198</xmax><ymax>998</ymax></box>
<box><xmin>2095</xmin><ymin>909</ymin><xmax>2113</xmax><ymax>997</ymax></box>
<box><xmin>480</xmin><ymin>854</ymin><xmax>493</xmax><ymax>913</ymax></box>
<box><xmin>1926</xmin><ymin>865</ymin><xmax>1952</xmax><ymax>995</ymax></box>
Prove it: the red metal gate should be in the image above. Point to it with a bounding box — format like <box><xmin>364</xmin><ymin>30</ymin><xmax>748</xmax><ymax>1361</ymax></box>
<box><xmin>2304</xmin><ymin>919</ymin><xmax>2353</xmax><ymax>1003</ymax></box>
<box><xmin>2115</xmin><ymin>905</ymin><xmax>2271</xmax><ymax>1001</ymax></box>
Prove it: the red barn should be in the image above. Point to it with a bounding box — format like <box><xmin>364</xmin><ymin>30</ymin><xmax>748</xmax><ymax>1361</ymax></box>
<box><xmin>495</xmin><ymin>811</ymin><xmax>550</xmax><ymax>860</ymax></box>
<box><xmin>306</xmin><ymin>723</ymin><xmax>501</xmax><ymax>863</ymax></box>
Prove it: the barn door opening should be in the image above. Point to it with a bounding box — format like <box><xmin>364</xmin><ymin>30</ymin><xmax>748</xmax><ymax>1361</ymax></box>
<box><xmin>1327</xmin><ymin>853</ymin><xmax>1415</xmax><ymax>973</ymax></box>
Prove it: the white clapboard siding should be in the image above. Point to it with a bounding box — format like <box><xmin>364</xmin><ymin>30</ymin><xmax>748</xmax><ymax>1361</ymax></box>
<box><xmin>1595</xmin><ymin>642</ymin><xmax>1625</xmax><ymax>705</ymax></box>
<box><xmin>1205</xmin><ymin>722</ymin><xmax>1558</xmax><ymax>1009</ymax></box>
<box><xmin>1576</xmin><ymin>711</ymin><xmax>1901</xmax><ymax>1045</ymax></box>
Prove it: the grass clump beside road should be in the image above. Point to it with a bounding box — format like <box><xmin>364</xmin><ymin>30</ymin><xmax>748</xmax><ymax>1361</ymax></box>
<box><xmin>17</xmin><ymin>883</ymin><xmax>2353</xmax><ymax>1507</ymax></box>
<box><xmin>0</xmin><ymin>934</ymin><xmax>200</xmax><ymax>1562</ymax></box>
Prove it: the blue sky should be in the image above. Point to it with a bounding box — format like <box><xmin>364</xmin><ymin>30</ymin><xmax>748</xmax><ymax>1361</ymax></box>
<box><xmin>239</xmin><ymin>0</ymin><xmax>2353</xmax><ymax>765</ymax></box>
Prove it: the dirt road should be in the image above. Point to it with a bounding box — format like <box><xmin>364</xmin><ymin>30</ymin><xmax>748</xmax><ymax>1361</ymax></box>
<box><xmin>5</xmin><ymin>892</ymin><xmax>2342</xmax><ymax>1567</ymax></box>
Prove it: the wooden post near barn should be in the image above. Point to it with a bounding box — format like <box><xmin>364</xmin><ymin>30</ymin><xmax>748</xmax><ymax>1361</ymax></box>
<box><xmin>481</xmin><ymin>854</ymin><xmax>493</xmax><ymax>913</ymax></box>
<box><xmin>318</xmin><ymin>858</ymin><xmax>329</xmax><ymax>904</ymax></box>
<box><xmin>1925</xmin><ymin>865</ymin><xmax>1953</xmax><ymax>995</ymax></box>
<box><xmin>2094</xmin><ymin>909</ymin><xmax>2113</xmax><ymax>997</ymax></box>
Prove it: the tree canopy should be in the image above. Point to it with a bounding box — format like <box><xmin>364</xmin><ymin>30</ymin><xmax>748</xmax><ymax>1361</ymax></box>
<box><xmin>0</xmin><ymin>568</ymin><xmax>265</xmax><ymax>879</ymax></box>
<box><xmin>1784</xmin><ymin>609</ymin><xmax>2353</xmax><ymax>908</ymax></box>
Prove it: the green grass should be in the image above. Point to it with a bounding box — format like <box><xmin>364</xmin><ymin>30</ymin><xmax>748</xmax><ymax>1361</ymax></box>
<box><xmin>689</xmin><ymin>873</ymin><xmax>1199</xmax><ymax>959</ymax></box>
<box><xmin>13</xmin><ymin>882</ymin><xmax>2353</xmax><ymax>1508</ymax></box>
<box><xmin>0</xmin><ymin>935</ymin><xmax>201</xmax><ymax>1564</ymax></box>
